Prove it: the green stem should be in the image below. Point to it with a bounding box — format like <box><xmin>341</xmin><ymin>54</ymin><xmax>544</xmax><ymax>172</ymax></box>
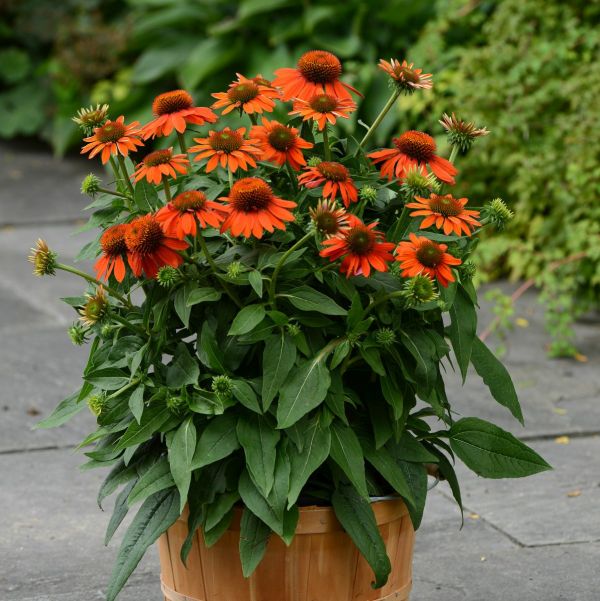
<box><xmin>361</xmin><ymin>290</ymin><xmax>406</xmax><ymax>319</ymax></box>
<box><xmin>248</xmin><ymin>113</ymin><xmax>258</xmax><ymax>126</ymax></box>
<box><xmin>56</xmin><ymin>263</ymin><xmax>132</xmax><ymax>308</ymax></box>
<box><xmin>106</xmin><ymin>378</ymin><xmax>142</xmax><ymax>401</ymax></box>
<box><xmin>269</xmin><ymin>231</ymin><xmax>315</xmax><ymax>309</ymax></box>
<box><xmin>177</xmin><ymin>132</ymin><xmax>188</xmax><ymax>154</ymax></box>
<box><xmin>322</xmin><ymin>126</ymin><xmax>332</xmax><ymax>161</ymax></box>
<box><xmin>392</xmin><ymin>206</ymin><xmax>411</xmax><ymax>242</ymax></box>
<box><xmin>286</xmin><ymin>161</ymin><xmax>298</xmax><ymax>193</ymax></box>
<box><xmin>97</xmin><ymin>187</ymin><xmax>128</xmax><ymax>199</ymax></box>
<box><xmin>109</xmin><ymin>156</ymin><xmax>125</xmax><ymax>193</ymax></box>
<box><xmin>162</xmin><ymin>175</ymin><xmax>172</xmax><ymax>202</ymax></box>
<box><xmin>110</xmin><ymin>312</ymin><xmax>146</xmax><ymax>336</ymax></box>
<box><xmin>117</xmin><ymin>155</ymin><xmax>135</xmax><ymax>196</ymax></box>
<box><xmin>440</xmin><ymin>145</ymin><xmax>460</xmax><ymax>194</ymax></box>
<box><xmin>359</xmin><ymin>89</ymin><xmax>400</xmax><ymax>149</ymax></box>
<box><xmin>340</xmin><ymin>354</ymin><xmax>363</xmax><ymax>375</ymax></box>
<box><xmin>228</xmin><ymin>167</ymin><xmax>234</xmax><ymax>190</ymax></box>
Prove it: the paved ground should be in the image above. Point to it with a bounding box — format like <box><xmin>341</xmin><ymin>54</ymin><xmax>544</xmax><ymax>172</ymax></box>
<box><xmin>1</xmin><ymin>142</ymin><xmax>599</xmax><ymax>600</ymax></box>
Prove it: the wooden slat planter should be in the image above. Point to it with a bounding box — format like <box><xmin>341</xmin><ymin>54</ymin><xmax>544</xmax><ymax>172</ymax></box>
<box><xmin>157</xmin><ymin>499</ymin><xmax>415</xmax><ymax>601</ymax></box>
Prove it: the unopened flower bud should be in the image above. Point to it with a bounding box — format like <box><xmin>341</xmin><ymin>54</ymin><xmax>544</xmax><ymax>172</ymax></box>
<box><xmin>286</xmin><ymin>322</ymin><xmax>301</xmax><ymax>337</ymax></box>
<box><xmin>79</xmin><ymin>287</ymin><xmax>108</xmax><ymax>326</ymax></box>
<box><xmin>29</xmin><ymin>239</ymin><xmax>58</xmax><ymax>277</ymax></box>
<box><xmin>157</xmin><ymin>265</ymin><xmax>181</xmax><ymax>288</ymax></box>
<box><xmin>403</xmin><ymin>274</ymin><xmax>438</xmax><ymax>306</ymax></box>
<box><xmin>72</xmin><ymin>104</ymin><xmax>110</xmax><ymax>135</ymax></box>
<box><xmin>88</xmin><ymin>394</ymin><xmax>107</xmax><ymax>417</ymax></box>
<box><xmin>166</xmin><ymin>394</ymin><xmax>188</xmax><ymax>415</ymax></box>
<box><xmin>307</xmin><ymin>156</ymin><xmax>322</xmax><ymax>167</ymax></box>
<box><xmin>81</xmin><ymin>173</ymin><xmax>101</xmax><ymax>197</ymax></box>
<box><xmin>400</xmin><ymin>168</ymin><xmax>440</xmax><ymax>201</ymax></box>
<box><xmin>68</xmin><ymin>323</ymin><xmax>88</xmax><ymax>345</ymax></box>
<box><xmin>375</xmin><ymin>328</ymin><xmax>396</xmax><ymax>346</ymax></box>
<box><xmin>226</xmin><ymin>261</ymin><xmax>243</xmax><ymax>278</ymax></box>
<box><xmin>481</xmin><ymin>198</ymin><xmax>514</xmax><ymax>231</ymax></box>
<box><xmin>211</xmin><ymin>375</ymin><xmax>233</xmax><ymax>399</ymax></box>
<box><xmin>439</xmin><ymin>112</ymin><xmax>489</xmax><ymax>153</ymax></box>
<box><xmin>460</xmin><ymin>261</ymin><xmax>477</xmax><ymax>281</ymax></box>
<box><xmin>359</xmin><ymin>185</ymin><xmax>378</xmax><ymax>203</ymax></box>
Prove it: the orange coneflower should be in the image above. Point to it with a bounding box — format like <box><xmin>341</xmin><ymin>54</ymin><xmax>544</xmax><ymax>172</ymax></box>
<box><xmin>95</xmin><ymin>224</ymin><xmax>129</xmax><ymax>282</ymax></box>
<box><xmin>133</xmin><ymin>148</ymin><xmax>189</xmax><ymax>185</ymax></box>
<box><xmin>251</xmin><ymin>118</ymin><xmax>313</xmax><ymax>170</ymax></box>
<box><xmin>124</xmin><ymin>214</ymin><xmax>188</xmax><ymax>279</ymax></box>
<box><xmin>211</xmin><ymin>74</ymin><xmax>280</xmax><ymax>115</ymax></box>
<box><xmin>189</xmin><ymin>127</ymin><xmax>261</xmax><ymax>173</ymax></box>
<box><xmin>406</xmin><ymin>194</ymin><xmax>481</xmax><ymax>236</ymax></box>
<box><xmin>155</xmin><ymin>191</ymin><xmax>226</xmax><ymax>239</ymax></box>
<box><xmin>378</xmin><ymin>59</ymin><xmax>432</xmax><ymax>93</ymax></box>
<box><xmin>395</xmin><ymin>233</ymin><xmax>461</xmax><ymax>287</ymax></box>
<box><xmin>289</xmin><ymin>93</ymin><xmax>356</xmax><ymax>130</ymax></box>
<box><xmin>320</xmin><ymin>220</ymin><xmax>395</xmax><ymax>278</ymax></box>
<box><xmin>219</xmin><ymin>177</ymin><xmax>296</xmax><ymax>239</ymax></box>
<box><xmin>273</xmin><ymin>50</ymin><xmax>360</xmax><ymax>101</ymax></box>
<box><xmin>298</xmin><ymin>161</ymin><xmax>358</xmax><ymax>208</ymax></box>
<box><xmin>309</xmin><ymin>198</ymin><xmax>351</xmax><ymax>238</ymax></box>
<box><xmin>81</xmin><ymin>116</ymin><xmax>143</xmax><ymax>164</ymax></box>
<box><xmin>368</xmin><ymin>131</ymin><xmax>457</xmax><ymax>184</ymax></box>
<box><xmin>141</xmin><ymin>90</ymin><xmax>217</xmax><ymax>139</ymax></box>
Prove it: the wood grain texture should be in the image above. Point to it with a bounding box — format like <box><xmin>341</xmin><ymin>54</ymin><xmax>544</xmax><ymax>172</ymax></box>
<box><xmin>158</xmin><ymin>500</ymin><xmax>414</xmax><ymax>601</ymax></box>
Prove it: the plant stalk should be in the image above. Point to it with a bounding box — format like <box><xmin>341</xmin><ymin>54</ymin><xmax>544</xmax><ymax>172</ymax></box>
<box><xmin>359</xmin><ymin>89</ymin><xmax>400</xmax><ymax>149</ymax></box>
<box><xmin>322</xmin><ymin>126</ymin><xmax>332</xmax><ymax>161</ymax></box>
<box><xmin>117</xmin><ymin>155</ymin><xmax>135</xmax><ymax>196</ymax></box>
<box><xmin>177</xmin><ymin>132</ymin><xmax>188</xmax><ymax>154</ymax></box>
<box><xmin>162</xmin><ymin>175</ymin><xmax>172</xmax><ymax>202</ymax></box>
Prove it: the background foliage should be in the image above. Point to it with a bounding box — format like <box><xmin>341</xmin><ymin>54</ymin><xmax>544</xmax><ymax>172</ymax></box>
<box><xmin>2</xmin><ymin>0</ymin><xmax>599</xmax><ymax>354</ymax></box>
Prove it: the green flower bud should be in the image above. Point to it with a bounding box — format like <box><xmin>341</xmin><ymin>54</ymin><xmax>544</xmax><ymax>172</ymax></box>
<box><xmin>375</xmin><ymin>328</ymin><xmax>396</xmax><ymax>347</ymax></box>
<box><xmin>481</xmin><ymin>198</ymin><xmax>514</xmax><ymax>231</ymax></box>
<box><xmin>157</xmin><ymin>265</ymin><xmax>182</xmax><ymax>288</ymax></box>
<box><xmin>307</xmin><ymin>156</ymin><xmax>323</xmax><ymax>167</ymax></box>
<box><xmin>460</xmin><ymin>261</ymin><xmax>477</xmax><ymax>281</ymax></box>
<box><xmin>400</xmin><ymin>168</ymin><xmax>440</xmax><ymax>202</ymax></box>
<box><xmin>166</xmin><ymin>394</ymin><xmax>188</xmax><ymax>415</ymax></box>
<box><xmin>359</xmin><ymin>185</ymin><xmax>378</xmax><ymax>203</ymax></box>
<box><xmin>403</xmin><ymin>274</ymin><xmax>438</xmax><ymax>306</ymax></box>
<box><xmin>87</xmin><ymin>394</ymin><xmax>107</xmax><ymax>417</ymax></box>
<box><xmin>72</xmin><ymin>104</ymin><xmax>109</xmax><ymax>135</ymax></box>
<box><xmin>28</xmin><ymin>239</ymin><xmax>58</xmax><ymax>277</ymax></box>
<box><xmin>226</xmin><ymin>261</ymin><xmax>243</xmax><ymax>278</ymax></box>
<box><xmin>439</xmin><ymin>112</ymin><xmax>489</xmax><ymax>153</ymax></box>
<box><xmin>81</xmin><ymin>173</ymin><xmax>101</xmax><ymax>197</ymax></box>
<box><xmin>211</xmin><ymin>375</ymin><xmax>233</xmax><ymax>399</ymax></box>
<box><xmin>68</xmin><ymin>323</ymin><xmax>88</xmax><ymax>346</ymax></box>
<box><xmin>286</xmin><ymin>323</ymin><xmax>301</xmax><ymax>337</ymax></box>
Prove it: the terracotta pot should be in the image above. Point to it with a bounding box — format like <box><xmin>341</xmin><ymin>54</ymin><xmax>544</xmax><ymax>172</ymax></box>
<box><xmin>157</xmin><ymin>498</ymin><xmax>415</xmax><ymax>601</ymax></box>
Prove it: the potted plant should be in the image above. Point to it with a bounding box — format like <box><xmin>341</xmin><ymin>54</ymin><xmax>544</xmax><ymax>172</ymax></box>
<box><xmin>32</xmin><ymin>51</ymin><xmax>550</xmax><ymax>601</ymax></box>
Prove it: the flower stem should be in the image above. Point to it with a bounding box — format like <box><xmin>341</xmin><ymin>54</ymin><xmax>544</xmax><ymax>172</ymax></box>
<box><xmin>361</xmin><ymin>290</ymin><xmax>406</xmax><ymax>319</ymax></box>
<box><xmin>117</xmin><ymin>155</ymin><xmax>135</xmax><ymax>196</ymax></box>
<box><xmin>286</xmin><ymin>162</ymin><xmax>298</xmax><ymax>193</ymax></box>
<box><xmin>56</xmin><ymin>263</ymin><xmax>132</xmax><ymax>308</ymax></box>
<box><xmin>359</xmin><ymin>89</ymin><xmax>400</xmax><ymax>149</ymax></box>
<box><xmin>248</xmin><ymin>113</ymin><xmax>258</xmax><ymax>126</ymax></box>
<box><xmin>177</xmin><ymin>132</ymin><xmax>188</xmax><ymax>154</ymax></box>
<box><xmin>269</xmin><ymin>231</ymin><xmax>315</xmax><ymax>309</ymax></box>
<box><xmin>228</xmin><ymin>167</ymin><xmax>234</xmax><ymax>190</ymax></box>
<box><xmin>322</xmin><ymin>126</ymin><xmax>332</xmax><ymax>161</ymax></box>
<box><xmin>110</xmin><ymin>312</ymin><xmax>147</xmax><ymax>336</ymax></box>
<box><xmin>440</xmin><ymin>145</ymin><xmax>460</xmax><ymax>194</ymax></box>
<box><xmin>97</xmin><ymin>187</ymin><xmax>129</xmax><ymax>199</ymax></box>
<box><xmin>106</xmin><ymin>377</ymin><xmax>142</xmax><ymax>401</ymax></box>
<box><xmin>109</xmin><ymin>156</ymin><xmax>126</xmax><ymax>193</ymax></box>
<box><xmin>162</xmin><ymin>175</ymin><xmax>172</xmax><ymax>202</ymax></box>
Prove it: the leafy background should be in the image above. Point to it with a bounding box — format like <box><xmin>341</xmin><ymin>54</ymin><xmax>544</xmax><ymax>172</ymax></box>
<box><xmin>1</xmin><ymin>0</ymin><xmax>599</xmax><ymax>354</ymax></box>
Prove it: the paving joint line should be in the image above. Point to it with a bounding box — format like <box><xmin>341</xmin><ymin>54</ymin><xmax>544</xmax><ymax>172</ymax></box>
<box><xmin>519</xmin><ymin>430</ymin><xmax>600</xmax><ymax>442</ymax></box>
<box><xmin>0</xmin><ymin>443</ymin><xmax>79</xmax><ymax>456</ymax></box>
<box><xmin>0</xmin><ymin>218</ymin><xmax>84</xmax><ymax>229</ymax></box>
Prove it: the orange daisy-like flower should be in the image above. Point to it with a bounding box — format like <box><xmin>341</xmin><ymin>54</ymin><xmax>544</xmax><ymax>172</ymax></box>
<box><xmin>289</xmin><ymin>93</ymin><xmax>356</xmax><ymax>130</ymax></box>
<box><xmin>133</xmin><ymin>148</ymin><xmax>189</xmax><ymax>185</ymax></box>
<box><xmin>189</xmin><ymin>127</ymin><xmax>261</xmax><ymax>173</ymax></box>
<box><xmin>219</xmin><ymin>177</ymin><xmax>296</xmax><ymax>239</ymax></box>
<box><xmin>211</xmin><ymin>74</ymin><xmax>280</xmax><ymax>115</ymax></box>
<box><xmin>141</xmin><ymin>90</ymin><xmax>217</xmax><ymax>139</ymax></box>
<box><xmin>395</xmin><ymin>233</ymin><xmax>461</xmax><ymax>287</ymax></box>
<box><xmin>81</xmin><ymin>116</ymin><xmax>143</xmax><ymax>165</ymax></box>
<box><xmin>155</xmin><ymin>191</ymin><xmax>226</xmax><ymax>239</ymax></box>
<box><xmin>309</xmin><ymin>198</ymin><xmax>350</xmax><ymax>238</ymax></box>
<box><xmin>298</xmin><ymin>161</ymin><xmax>358</xmax><ymax>208</ymax></box>
<box><xmin>378</xmin><ymin>59</ymin><xmax>432</xmax><ymax>93</ymax></box>
<box><xmin>124</xmin><ymin>214</ymin><xmax>188</xmax><ymax>279</ymax></box>
<box><xmin>95</xmin><ymin>224</ymin><xmax>129</xmax><ymax>282</ymax></box>
<box><xmin>320</xmin><ymin>220</ymin><xmax>395</xmax><ymax>278</ymax></box>
<box><xmin>273</xmin><ymin>50</ymin><xmax>360</xmax><ymax>101</ymax></box>
<box><xmin>368</xmin><ymin>131</ymin><xmax>457</xmax><ymax>184</ymax></box>
<box><xmin>251</xmin><ymin>118</ymin><xmax>313</xmax><ymax>170</ymax></box>
<box><xmin>406</xmin><ymin>194</ymin><xmax>481</xmax><ymax>236</ymax></box>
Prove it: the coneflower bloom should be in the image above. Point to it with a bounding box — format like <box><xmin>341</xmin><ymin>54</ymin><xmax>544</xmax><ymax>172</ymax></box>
<box><xmin>289</xmin><ymin>93</ymin><xmax>356</xmax><ymax>130</ymax></box>
<box><xmin>189</xmin><ymin>127</ymin><xmax>261</xmax><ymax>173</ymax></box>
<box><xmin>133</xmin><ymin>148</ymin><xmax>189</xmax><ymax>185</ymax></box>
<box><xmin>211</xmin><ymin>74</ymin><xmax>280</xmax><ymax>115</ymax></box>
<box><xmin>320</xmin><ymin>220</ymin><xmax>395</xmax><ymax>278</ymax></box>
<box><xmin>395</xmin><ymin>233</ymin><xmax>461</xmax><ymax>287</ymax></box>
<box><xmin>141</xmin><ymin>90</ymin><xmax>217</xmax><ymax>139</ymax></box>
<box><xmin>219</xmin><ymin>177</ymin><xmax>296</xmax><ymax>239</ymax></box>
<box><xmin>250</xmin><ymin>119</ymin><xmax>313</xmax><ymax>170</ymax></box>
<box><xmin>309</xmin><ymin>198</ymin><xmax>350</xmax><ymax>238</ymax></box>
<box><xmin>124</xmin><ymin>215</ymin><xmax>188</xmax><ymax>279</ymax></box>
<box><xmin>95</xmin><ymin>224</ymin><xmax>129</xmax><ymax>282</ymax></box>
<box><xmin>81</xmin><ymin>116</ymin><xmax>143</xmax><ymax>164</ymax></box>
<box><xmin>378</xmin><ymin>59</ymin><xmax>432</xmax><ymax>93</ymax></box>
<box><xmin>79</xmin><ymin>287</ymin><xmax>109</xmax><ymax>326</ymax></box>
<box><xmin>155</xmin><ymin>191</ymin><xmax>226</xmax><ymax>239</ymax></box>
<box><xmin>298</xmin><ymin>161</ymin><xmax>358</xmax><ymax>207</ymax></box>
<box><xmin>368</xmin><ymin>131</ymin><xmax>457</xmax><ymax>184</ymax></box>
<box><xmin>273</xmin><ymin>50</ymin><xmax>360</xmax><ymax>101</ymax></box>
<box><xmin>406</xmin><ymin>194</ymin><xmax>481</xmax><ymax>236</ymax></box>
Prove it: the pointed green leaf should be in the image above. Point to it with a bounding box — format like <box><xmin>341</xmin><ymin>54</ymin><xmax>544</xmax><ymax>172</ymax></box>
<box><xmin>186</xmin><ymin>287</ymin><xmax>222</xmax><ymax>306</ymax></box>
<box><xmin>261</xmin><ymin>333</ymin><xmax>296</xmax><ymax>411</ymax></box>
<box><xmin>168</xmin><ymin>417</ymin><xmax>197</xmax><ymax>512</ymax></box>
<box><xmin>166</xmin><ymin>343</ymin><xmax>199</xmax><ymax>388</ymax></box>
<box><xmin>228</xmin><ymin>305</ymin><xmax>266</xmax><ymax>336</ymax></box>
<box><xmin>127</xmin><ymin>458</ymin><xmax>174</xmax><ymax>506</ymax></box>
<box><xmin>280</xmin><ymin>286</ymin><xmax>346</xmax><ymax>315</ymax></box>
<box><xmin>128</xmin><ymin>385</ymin><xmax>145</xmax><ymax>424</ymax></box>
<box><xmin>239</xmin><ymin>509</ymin><xmax>271</xmax><ymax>577</ymax></box>
<box><xmin>191</xmin><ymin>413</ymin><xmax>239</xmax><ymax>469</ymax></box>
<box><xmin>447</xmin><ymin>285</ymin><xmax>478</xmax><ymax>382</ymax></box>
<box><xmin>115</xmin><ymin>405</ymin><xmax>172</xmax><ymax>452</ymax></box>
<box><xmin>105</xmin><ymin>479</ymin><xmax>137</xmax><ymax>546</ymax></box>
<box><xmin>330</xmin><ymin>421</ymin><xmax>368</xmax><ymax>498</ymax></box>
<box><xmin>35</xmin><ymin>391</ymin><xmax>85</xmax><ymax>429</ymax></box>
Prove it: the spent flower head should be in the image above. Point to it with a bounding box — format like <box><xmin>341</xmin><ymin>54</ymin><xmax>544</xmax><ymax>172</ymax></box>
<box><xmin>29</xmin><ymin>239</ymin><xmax>57</xmax><ymax>277</ymax></box>
<box><xmin>439</xmin><ymin>113</ymin><xmax>489</xmax><ymax>153</ymax></box>
<box><xmin>68</xmin><ymin>323</ymin><xmax>89</xmax><ymax>346</ymax></box>
<box><xmin>81</xmin><ymin>173</ymin><xmax>101</xmax><ymax>197</ymax></box>
<box><xmin>73</xmin><ymin>104</ymin><xmax>110</xmax><ymax>135</ymax></box>
<box><xmin>403</xmin><ymin>274</ymin><xmax>438</xmax><ymax>306</ymax></box>
<box><xmin>481</xmin><ymin>198</ymin><xmax>514</xmax><ymax>231</ymax></box>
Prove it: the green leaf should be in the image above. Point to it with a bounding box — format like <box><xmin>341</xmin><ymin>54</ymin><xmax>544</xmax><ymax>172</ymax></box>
<box><xmin>280</xmin><ymin>286</ymin><xmax>346</xmax><ymax>315</ymax></box>
<box><xmin>447</xmin><ymin>285</ymin><xmax>478</xmax><ymax>382</ymax></box>
<box><xmin>105</xmin><ymin>480</ymin><xmax>137</xmax><ymax>546</ymax></box>
<box><xmin>174</xmin><ymin>285</ymin><xmax>192</xmax><ymax>328</ymax></box>
<box><xmin>261</xmin><ymin>332</ymin><xmax>296</xmax><ymax>411</ymax></box>
<box><xmin>330</xmin><ymin>421</ymin><xmax>368</xmax><ymax>498</ymax></box>
<box><xmin>205</xmin><ymin>490</ymin><xmax>240</xmax><ymax>531</ymax></box>
<box><xmin>330</xmin><ymin>339</ymin><xmax>350</xmax><ymax>370</ymax></box>
<box><xmin>115</xmin><ymin>405</ymin><xmax>172</xmax><ymax>452</ymax></box>
<box><xmin>166</xmin><ymin>343</ymin><xmax>200</xmax><ymax>388</ymax></box>
<box><xmin>85</xmin><ymin>368</ymin><xmax>130</xmax><ymax>391</ymax></box>
<box><xmin>129</xmin><ymin>385</ymin><xmax>145</xmax><ymax>424</ymax></box>
<box><xmin>239</xmin><ymin>509</ymin><xmax>271</xmax><ymax>577</ymax></box>
<box><xmin>228</xmin><ymin>305</ymin><xmax>266</xmax><ymax>336</ymax></box>
<box><xmin>131</xmin><ymin>42</ymin><xmax>196</xmax><ymax>84</ymax></box>
<box><xmin>35</xmin><ymin>391</ymin><xmax>85</xmax><ymax>429</ymax></box>
<box><xmin>203</xmin><ymin>508</ymin><xmax>234</xmax><ymax>547</ymax></box>
<box><xmin>169</xmin><ymin>417</ymin><xmax>197</xmax><ymax>513</ymax></box>
<box><xmin>98</xmin><ymin>460</ymin><xmax>138</xmax><ymax>509</ymax></box>
<box><xmin>359</xmin><ymin>346</ymin><xmax>386</xmax><ymax>376</ymax></box>
<box><xmin>331</xmin><ymin>485</ymin><xmax>391</xmax><ymax>589</ymax></box>
<box><xmin>127</xmin><ymin>458</ymin><xmax>174</xmax><ymax>506</ymax></box>
<box><xmin>248</xmin><ymin>270</ymin><xmax>263</xmax><ymax>297</ymax></box>
<box><xmin>106</xmin><ymin>489</ymin><xmax>180</xmax><ymax>601</ymax></box>
<box><xmin>198</xmin><ymin>321</ymin><xmax>227</xmax><ymax>374</ymax></box>
<box><xmin>450</xmin><ymin>417</ymin><xmax>551</xmax><ymax>478</ymax></box>
<box><xmin>237</xmin><ymin>414</ymin><xmax>280</xmax><ymax>497</ymax></box>
<box><xmin>187</xmin><ymin>287</ymin><xmax>222</xmax><ymax>306</ymax></box>
<box><xmin>397</xmin><ymin>461</ymin><xmax>427</xmax><ymax>529</ymax></box>
<box><xmin>180</xmin><ymin>38</ymin><xmax>241</xmax><ymax>89</ymax></box>
<box><xmin>470</xmin><ymin>337</ymin><xmax>524</xmax><ymax>424</ymax></box>
<box><xmin>191</xmin><ymin>413</ymin><xmax>239</xmax><ymax>469</ymax></box>
<box><xmin>276</xmin><ymin>357</ymin><xmax>331</xmax><ymax>429</ymax></box>
<box><xmin>389</xmin><ymin>432</ymin><xmax>439</xmax><ymax>463</ymax></box>
<box><xmin>399</xmin><ymin>330</ymin><xmax>436</xmax><ymax>393</ymax></box>
<box><xmin>133</xmin><ymin>180</ymin><xmax>159</xmax><ymax>212</ymax></box>
<box><xmin>232</xmin><ymin>380</ymin><xmax>261</xmax><ymax>413</ymax></box>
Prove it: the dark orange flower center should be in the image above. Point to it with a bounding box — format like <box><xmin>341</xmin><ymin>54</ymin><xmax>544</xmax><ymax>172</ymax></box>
<box><xmin>125</xmin><ymin>216</ymin><xmax>164</xmax><ymax>255</ymax></box>
<box><xmin>314</xmin><ymin>211</ymin><xmax>342</xmax><ymax>235</ymax></box>
<box><xmin>143</xmin><ymin>149</ymin><xmax>173</xmax><ymax>167</ymax></box>
<box><xmin>317</xmin><ymin>161</ymin><xmax>349</xmax><ymax>182</ymax></box>
<box><xmin>209</xmin><ymin>130</ymin><xmax>244</xmax><ymax>153</ymax></box>
<box><xmin>152</xmin><ymin>90</ymin><xmax>194</xmax><ymax>116</ymax></box>
<box><xmin>309</xmin><ymin>94</ymin><xmax>339</xmax><ymax>113</ymax></box>
<box><xmin>227</xmin><ymin>82</ymin><xmax>260</xmax><ymax>104</ymax></box>
<box><xmin>394</xmin><ymin>131</ymin><xmax>436</xmax><ymax>162</ymax></box>
<box><xmin>267</xmin><ymin>125</ymin><xmax>296</xmax><ymax>151</ymax></box>
<box><xmin>393</xmin><ymin>65</ymin><xmax>419</xmax><ymax>83</ymax></box>
<box><xmin>95</xmin><ymin>120</ymin><xmax>126</xmax><ymax>143</ymax></box>
<box><xmin>172</xmin><ymin>190</ymin><xmax>207</xmax><ymax>212</ymax></box>
<box><xmin>100</xmin><ymin>224</ymin><xmax>128</xmax><ymax>257</ymax></box>
<box><xmin>416</xmin><ymin>241</ymin><xmax>443</xmax><ymax>267</ymax></box>
<box><xmin>297</xmin><ymin>50</ymin><xmax>342</xmax><ymax>84</ymax></box>
<box><xmin>230</xmin><ymin>178</ymin><xmax>273</xmax><ymax>213</ymax></box>
<box><xmin>428</xmin><ymin>194</ymin><xmax>463</xmax><ymax>217</ymax></box>
<box><xmin>346</xmin><ymin>226</ymin><xmax>375</xmax><ymax>255</ymax></box>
